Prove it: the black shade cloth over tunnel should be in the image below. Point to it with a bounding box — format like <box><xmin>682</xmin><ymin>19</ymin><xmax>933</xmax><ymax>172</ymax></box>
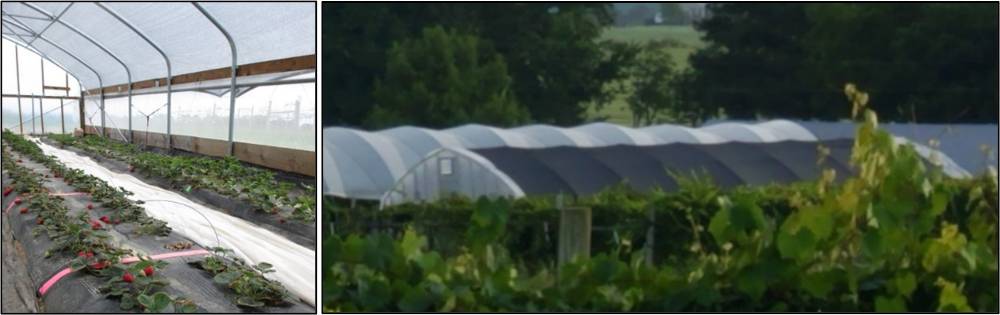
<box><xmin>472</xmin><ymin>139</ymin><xmax>858</xmax><ymax>196</ymax></box>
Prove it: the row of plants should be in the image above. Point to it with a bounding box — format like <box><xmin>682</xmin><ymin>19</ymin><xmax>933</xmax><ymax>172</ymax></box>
<box><xmin>47</xmin><ymin>134</ymin><xmax>315</xmax><ymax>222</ymax></box>
<box><xmin>2</xmin><ymin>139</ymin><xmax>198</xmax><ymax>312</ymax></box>
<box><xmin>322</xmin><ymin>88</ymin><xmax>998</xmax><ymax>311</ymax></box>
<box><xmin>4</xmin><ymin>131</ymin><xmax>296</xmax><ymax>311</ymax></box>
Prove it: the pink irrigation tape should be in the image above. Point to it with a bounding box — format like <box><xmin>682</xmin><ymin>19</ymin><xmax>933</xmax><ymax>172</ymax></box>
<box><xmin>4</xmin><ymin>195</ymin><xmax>19</xmax><ymax>214</ymax></box>
<box><xmin>37</xmin><ymin>248</ymin><xmax>211</xmax><ymax>296</ymax></box>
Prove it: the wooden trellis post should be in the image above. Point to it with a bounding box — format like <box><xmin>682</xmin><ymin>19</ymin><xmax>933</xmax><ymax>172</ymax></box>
<box><xmin>558</xmin><ymin>206</ymin><xmax>591</xmax><ymax>266</ymax></box>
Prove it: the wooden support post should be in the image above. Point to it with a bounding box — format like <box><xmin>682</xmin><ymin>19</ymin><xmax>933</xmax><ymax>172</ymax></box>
<box><xmin>645</xmin><ymin>207</ymin><xmax>655</xmax><ymax>265</ymax></box>
<box><xmin>558</xmin><ymin>206</ymin><xmax>591</xmax><ymax>266</ymax></box>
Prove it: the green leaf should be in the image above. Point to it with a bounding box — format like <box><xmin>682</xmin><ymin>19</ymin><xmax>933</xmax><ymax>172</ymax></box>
<box><xmin>894</xmin><ymin>272</ymin><xmax>917</xmax><ymax>298</ymax></box>
<box><xmin>777</xmin><ymin>224</ymin><xmax>816</xmax><ymax>260</ymax></box>
<box><xmin>400</xmin><ymin>227</ymin><xmax>427</xmax><ymax>260</ymax></box>
<box><xmin>735</xmin><ymin>267</ymin><xmax>766</xmax><ymax>301</ymax></box>
<box><xmin>800</xmin><ymin>270</ymin><xmax>838</xmax><ymax>298</ymax></box>
<box><xmin>236</xmin><ymin>296</ymin><xmax>265</xmax><ymax>308</ymax></box>
<box><xmin>148</xmin><ymin>292</ymin><xmax>172</xmax><ymax>312</ymax></box>
<box><xmin>875</xmin><ymin>295</ymin><xmax>907</xmax><ymax>312</ymax></box>
<box><xmin>120</xmin><ymin>294</ymin><xmax>136</xmax><ymax>310</ymax></box>
<box><xmin>213</xmin><ymin>271</ymin><xmax>241</xmax><ymax>284</ymax></box>
<box><xmin>397</xmin><ymin>285</ymin><xmax>432</xmax><ymax>312</ymax></box>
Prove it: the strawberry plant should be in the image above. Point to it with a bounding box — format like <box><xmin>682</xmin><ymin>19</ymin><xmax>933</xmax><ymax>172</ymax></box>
<box><xmin>192</xmin><ymin>248</ymin><xmax>292</xmax><ymax>309</ymax></box>
<box><xmin>97</xmin><ymin>257</ymin><xmax>198</xmax><ymax>312</ymax></box>
<box><xmin>49</xmin><ymin>134</ymin><xmax>316</xmax><ymax>222</ymax></box>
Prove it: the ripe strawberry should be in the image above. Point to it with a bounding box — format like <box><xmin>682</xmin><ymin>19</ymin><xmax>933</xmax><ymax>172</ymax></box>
<box><xmin>19</xmin><ymin>207</ymin><xmax>28</xmax><ymax>214</ymax></box>
<box><xmin>36</xmin><ymin>218</ymin><xmax>44</xmax><ymax>225</ymax></box>
<box><xmin>90</xmin><ymin>261</ymin><xmax>107</xmax><ymax>270</ymax></box>
<box><xmin>122</xmin><ymin>272</ymin><xmax>134</xmax><ymax>283</ymax></box>
<box><xmin>86</xmin><ymin>204</ymin><xmax>94</xmax><ymax>210</ymax></box>
<box><xmin>2</xmin><ymin>187</ymin><xmax>13</xmax><ymax>196</ymax></box>
<box><xmin>13</xmin><ymin>198</ymin><xmax>22</xmax><ymax>205</ymax></box>
<box><xmin>143</xmin><ymin>266</ymin><xmax>154</xmax><ymax>277</ymax></box>
<box><xmin>90</xmin><ymin>220</ymin><xmax>102</xmax><ymax>230</ymax></box>
<box><xmin>16</xmin><ymin>159</ymin><xmax>22</xmax><ymax>163</ymax></box>
<box><xmin>99</xmin><ymin>216</ymin><xmax>111</xmax><ymax>224</ymax></box>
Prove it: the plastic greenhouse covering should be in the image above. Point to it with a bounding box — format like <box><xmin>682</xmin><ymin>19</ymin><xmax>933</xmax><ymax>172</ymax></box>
<box><xmin>323</xmin><ymin>120</ymin><xmax>972</xmax><ymax>204</ymax></box>
<box><xmin>2</xmin><ymin>2</ymin><xmax>316</xmax><ymax>151</ymax></box>
<box><xmin>1</xmin><ymin>2</ymin><xmax>314</xmax><ymax>89</ymax></box>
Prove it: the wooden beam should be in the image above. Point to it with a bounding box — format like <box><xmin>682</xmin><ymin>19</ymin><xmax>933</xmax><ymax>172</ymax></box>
<box><xmin>1</xmin><ymin>93</ymin><xmax>79</xmax><ymax>100</ymax></box>
<box><xmin>85</xmin><ymin>54</ymin><xmax>316</xmax><ymax>95</ymax></box>
<box><xmin>42</xmin><ymin>85</ymin><xmax>70</xmax><ymax>91</ymax></box>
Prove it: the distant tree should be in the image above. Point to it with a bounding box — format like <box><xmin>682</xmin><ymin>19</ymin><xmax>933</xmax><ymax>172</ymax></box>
<box><xmin>625</xmin><ymin>41</ymin><xmax>679</xmax><ymax>126</ymax></box>
<box><xmin>323</xmin><ymin>3</ymin><xmax>629</xmax><ymax>128</ymax></box>
<box><xmin>367</xmin><ymin>26</ymin><xmax>528</xmax><ymax>129</ymax></box>
<box><xmin>677</xmin><ymin>3</ymin><xmax>998</xmax><ymax>123</ymax></box>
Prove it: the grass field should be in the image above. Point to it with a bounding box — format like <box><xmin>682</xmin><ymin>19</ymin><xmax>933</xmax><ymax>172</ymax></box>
<box><xmin>587</xmin><ymin>25</ymin><xmax>705</xmax><ymax>126</ymax></box>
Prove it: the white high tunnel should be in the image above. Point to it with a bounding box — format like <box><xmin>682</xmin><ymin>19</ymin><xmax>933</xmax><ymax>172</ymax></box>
<box><xmin>324</xmin><ymin>120</ymin><xmax>973</xmax><ymax>204</ymax></box>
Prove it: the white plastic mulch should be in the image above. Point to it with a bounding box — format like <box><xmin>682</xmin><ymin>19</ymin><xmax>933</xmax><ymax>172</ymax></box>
<box><xmin>32</xmin><ymin>138</ymin><xmax>316</xmax><ymax>306</ymax></box>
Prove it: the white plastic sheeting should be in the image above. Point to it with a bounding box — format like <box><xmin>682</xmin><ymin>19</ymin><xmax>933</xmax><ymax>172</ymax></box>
<box><xmin>33</xmin><ymin>138</ymin><xmax>316</xmax><ymax>306</ymax></box>
<box><xmin>381</xmin><ymin>147</ymin><xmax>526</xmax><ymax>207</ymax></box>
<box><xmin>323</xmin><ymin>120</ymin><xmax>833</xmax><ymax>200</ymax></box>
<box><xmin>1</xmin><ymin>2</ymin><xmax>315</xmax><ymax>89</ymax></box>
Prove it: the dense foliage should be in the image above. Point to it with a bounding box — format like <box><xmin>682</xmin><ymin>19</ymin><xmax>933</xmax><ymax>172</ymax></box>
<box><xmin>677</xmin><ymin>3</ymin><xmax>998</xmax><ymax>123</ymax></box>
<box><xmin>367</xmin><ymin>26</ymin><xmax>528</xmax><ymax>128</ymax></box>
<box><xmin>322</xmin><ymin>90</ymin><xmax>998</xmax><ymax>311</ymax></box>
<box><xmin>48</xmin><ymin>134</ymin><xmax>315</xmax><ymax>222</ymax></box>
<box><xmin>324</xmin><ymin>3</ymin><xmax>632</xmax><ymax>127</ymax></box>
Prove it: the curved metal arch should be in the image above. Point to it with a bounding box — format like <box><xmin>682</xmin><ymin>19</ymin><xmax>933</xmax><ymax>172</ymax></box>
<box><xmin>1</xmin><ymin>16</ymin><xmax>106</xmax><ymax>137</ymax></box>
<box><xmin>95</xmin><ymin>2</ymin><xmax>173</xmax><ymax>148</ymax></box>
<box><xmin>23</xmin><ymin>2</ymin><xmax>71</xmax><ymax>46</ymax></box>
<box><xmin>23</xmin><ymin>3</ymin><xmax>134</xmax><ymax>142</ymax></box>
<box><xmin>193</xmin><ymin>2</ymin><xmax>238</xmax><ymax>156</ymax></box>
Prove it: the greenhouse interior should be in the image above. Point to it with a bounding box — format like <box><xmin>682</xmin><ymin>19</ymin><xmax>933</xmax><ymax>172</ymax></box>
<box><xmin>1</xmin><ymin>2</ymin><xmax>316</xmax><ymax>313</ymax></box>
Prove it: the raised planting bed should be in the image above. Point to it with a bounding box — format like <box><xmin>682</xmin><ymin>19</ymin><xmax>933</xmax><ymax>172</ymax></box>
<box><xmin>2</xmin><ymin>131</ymin><xmax>313</xmax><ymax>313</ymax></box>
<box><xmin>45</xmin><ymin>134</ymin><xmax>316</xmax><ymax>249</ymax></box>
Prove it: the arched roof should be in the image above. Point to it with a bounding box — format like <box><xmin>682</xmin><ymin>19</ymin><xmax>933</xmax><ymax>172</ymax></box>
<box><xmin>389</xmin><ymin>139</ymin><xmax>855</xmax><ymax>204</ymax></box>
<box><xmin>1</xmin><ymin>2</ymin><xmax>315</xmax><ymax>90</ymax></box>
<box><xmin>324</xmin><ymin>120</ymin><xmax>976</xmax><ymax>200</ymax></box>
<box><xmin>445</xmin><ymin>124</ymin><xmax>543</xmax><ymax>148</ymax></box>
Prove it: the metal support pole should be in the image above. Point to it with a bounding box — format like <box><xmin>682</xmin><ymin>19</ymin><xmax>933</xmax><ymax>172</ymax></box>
<box><xmin>194</xmin><ymin>3</ymin><xmax>238</xmax><ymax>156</ymax></box>
<box><xmin>62</xmin><ymin>73</ymin><xmax>67</xmax><ymax>133</ymax></box>
<box><xmin>14</xmin><ymin>44</ymin><xmax>23</xmax><ymax>135</ymax></box>
<box><xmin>30</xmin><ymin>96</ymin><xmax>35</xmax><ymax>134</ymax></box>
<box><xmin>23</xmin><ymin>3</ymin><xmax>131</xmax><ymax>141</ymax></box>
<box><xmin>40</xmin><ymin>58</ymin><xmax>45</xmax><ymax>134</ymax></box>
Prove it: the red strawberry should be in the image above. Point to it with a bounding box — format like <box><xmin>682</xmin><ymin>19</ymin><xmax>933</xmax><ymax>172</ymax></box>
<box><xmin>16</xmin><ymin>159</ymin><xmax>22</xmax><ymax>163</ymax></box>
<box><xmin>90</xmin><ymin>220</ymin><xmax>102</xmax><ymax>230</ymax></box>
<box><xmin>19</xmin><ymin>207</ymin><xmax>28</xmax><ymax>214</ymax></box>
<box><xmin>90</xmin><ymin>261</ymin><xmax>107</xmax><ymax>270</ymax></box>
<box><xmin>2</xmin><ymin>187</ymin><xmax>13</xmax><ymax>196</ymax></box>
<box><xmin>99</xmin><ymin>216</ymin><xmax>110</xmax><ymax>224</ymax></box>
<box><xmin>86</xmin><ymin>204</ymin><xmax>94</xmax><ymax>210</ymax></box>
<box><xmin>77</xmin><ymin>251</ymin><xmax>86</xmax><ymax>257</ymax></box>
<box><xmin>143</xmin><ymin>266</ymin><xmax>154</xmax><ymax>277</ymax></box>
<box><xmin>36</xmin><ymin>218</ymin><xmax>44</xmax><ymax>225</ymax></box>
<box><xmin>13</xmin><ymin>198</ymin><xmax>22</xmax><ymax>205</ymax></box>
<box><xmin>122</xmin><ymin>272</ymin><xmax>134</xmax><ymax>283</ymax></box>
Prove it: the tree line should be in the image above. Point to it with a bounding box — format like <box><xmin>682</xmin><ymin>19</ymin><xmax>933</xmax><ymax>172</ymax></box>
<box><xmin>323</xmin><ymin>3</ymin><xmax>998</xmax><ymax>129</ymax></box>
